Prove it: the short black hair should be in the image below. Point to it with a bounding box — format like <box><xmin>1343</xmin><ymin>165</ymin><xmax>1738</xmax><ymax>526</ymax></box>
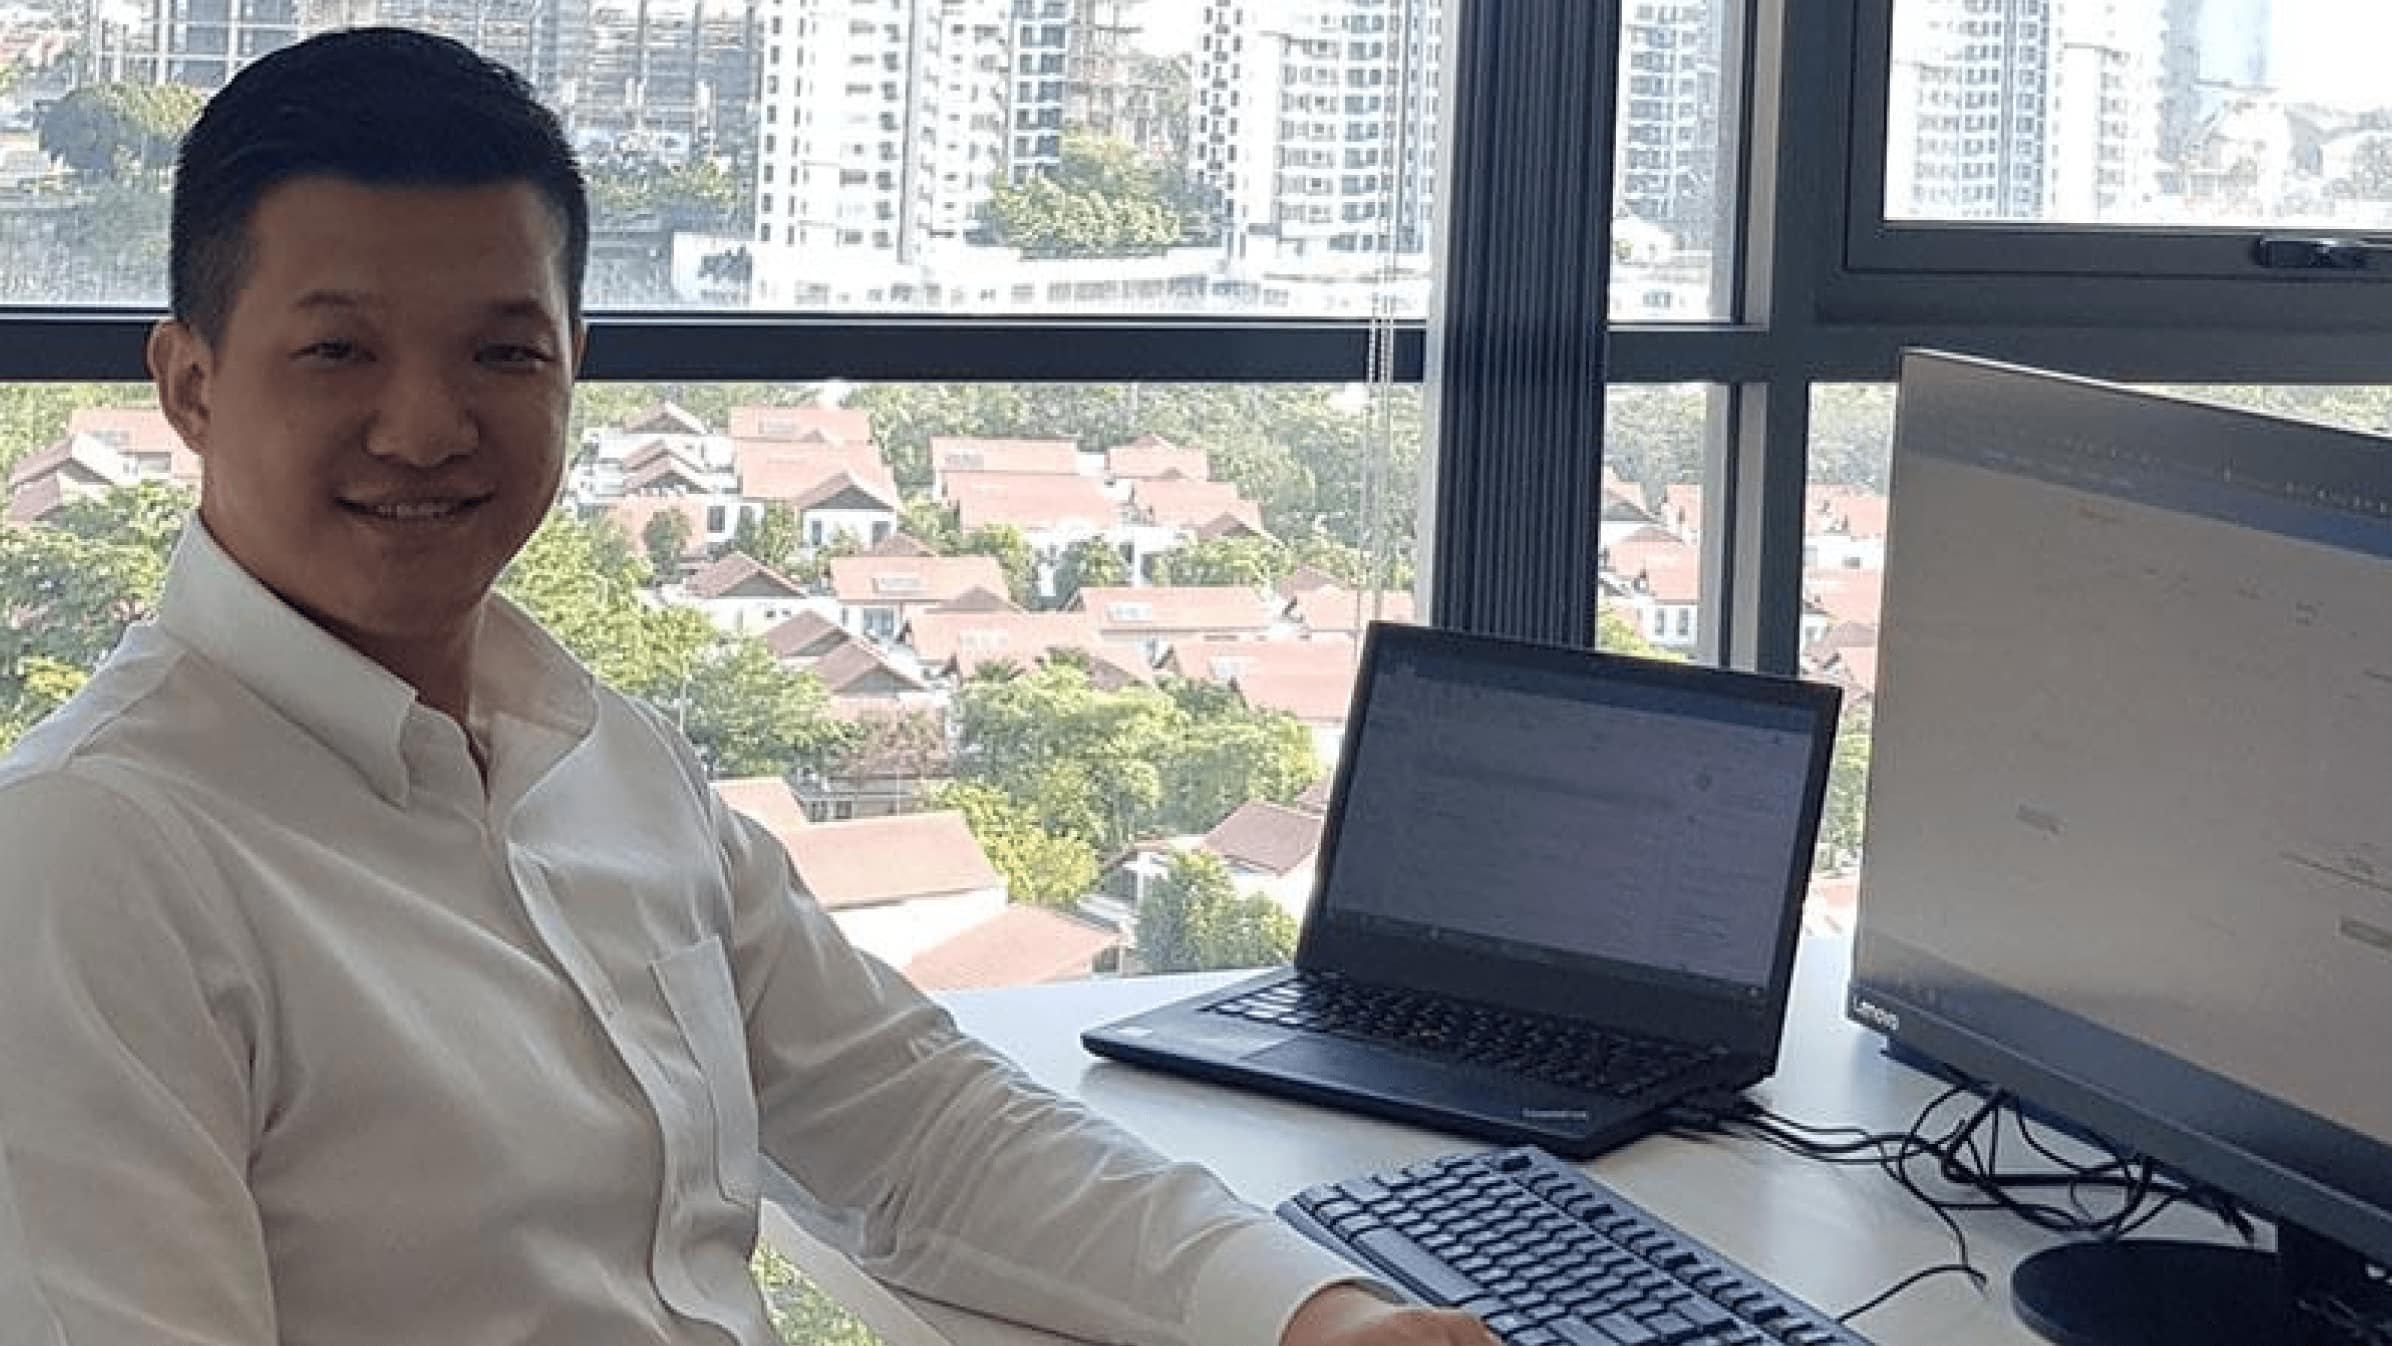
<box><xmin>170</xmin><ymin>27</ymin><xmax>588</xmax><ymax>344</ymax></box>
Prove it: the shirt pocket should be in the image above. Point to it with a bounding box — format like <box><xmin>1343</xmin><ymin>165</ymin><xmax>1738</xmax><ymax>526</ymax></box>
<box><xmin>652</xmin><ymin>936</ymin><xmax>763</xmax><ymax>1205</ymax></box>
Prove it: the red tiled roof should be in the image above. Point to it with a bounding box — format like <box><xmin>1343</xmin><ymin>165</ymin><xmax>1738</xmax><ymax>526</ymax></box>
<box><xmin>603</xmin><ymin>497</ymin><xmax>712</xmax><ymax>560</ymax></box>
<box><xmin>781</xmin><ymin>811</ymin><xmax>1002</xmax><ymax>910</ymax></box>
<box><xmin>1278</xmin><ymin>566</ymin><xmax>1343</xmax><ymax>598</ymax></box>
<box><xmin>6</xmin><ymin>473</ymin><xmax>67</xmax><ymax>525</ymax></box>
<box><xmin>1107</xmin><ymin>437</ymin><xmax>1211</xmax><ymax>481</ymax></box>
<box><xmin>687</xmin><ymin>551</ymin><xmax>809</xmax><ymax>600</ymax></box>
<box><xmin>737</xmin><ymin>444</ymin><xmax>896</xmax><ymax>503</ymax></box>
<box><xmin>902</xmin><ymin>905</ymin><xmax>1117</xmax><ymax>992</ymax></box>
<box><xmin>622</xmin><ymin>458</ymin><xmax>716</xmax><ymax>495</ymax></box>
<box><xmin>1202</xmin><ymin>800</ymin><xmax>1323</xmax><ymax>877</ymax></box>
<box><xmin>1823</xmin><ymin>494</ymin><xmax>1891</xmax><ymax>540</ymax></box>
<box><xmin>809</xmin><ymin>640</ymin><xmax>929</xmax><ymax>697</ymax></box>
<box><xmin>1134</xmin><ymin>478</ymin><xmax>1260</xmax><ymax>531</ymax></box>
<box><xmin>762</xmin><ymin>610</ymin><xmax>852</xmax><ymax>662</ymax></box>
<box><xmin>1821</xmin><ymin>646</ymin><xmax>1879</xmax><ymax>697</ymax></box>
<box><xmin>621</xmin><ymin>402</ymin><xmax>708</xmax><ymax>436</ymax></box>
<box><xmin>1662</xmin><ymin>484</ymin><xmax>1704</xmax><ymax>532</ymax></box>
<box><xmin>66</xmin><ymin>407</ymin><xmax>183</xmax><ymax>461</ymax></box>
<box><xmin>9</xmin><ymin>434</ymin><xmax>126</xmax><ymax>490</ymax></box>
<box><xmin>789</xmin><ymin>469</ymin><xmax>901</xmax><ymax>515</ymax></box>
<box><xmin>1606</xmin><ymin>526</ymin><xmax>1702</xmax><ymax>605</ymax></box>
<box><xmin>730</xmin><ymin>404</ymin><xmax>873</xmax><ymax>443</ymax></box>
<box><xmin>869</xmin><ymin>532</ymin><xmax>935</xmax><ymax>557</ymax></box>
<box><xmin>1293</xmin><ymin>586</ymin><xmax>1415</xmax><ymax>635</ymax></box>
<box><xmin>831</xmin><ymin>554</ymin><xmax>1008</xmax><ymax>606</ymax></box>
<box><xmin>1802</xmin><ymin>619</ymin><xmax>1879</xmax><ymax>663</ymax></box>
<box><xmin>713</xmin><ymin>777</ymin><xmax>809</xmax><ymax>853</ymax></box>
<box><xmin>945</xmin><ymin>472</ymin><xmax>1118</xmax><ymax>533</ymax></box>
<box><xmin>1804</xmin><ymin>569</ymin><xmax>1885</xmax><ymax>628</ymax></box>
<box><xmin>931</xmin><ymin>436</ymin><xmax>1079</xmax><ymax>478</ymax></box>
<box><xmin>1075</xmin><ymin>586</ymin><xmax>1278</xmax><ymax>635</ymax></box>
<box><xmin>1167</xmin><ymin>638</ymin><xmax>1360</xmax><ymax>723</ymax></box>
<box><xmin>904</xmin><ymin>610</ymin><xmax>1151</xmax><ymax>683</ymax></box>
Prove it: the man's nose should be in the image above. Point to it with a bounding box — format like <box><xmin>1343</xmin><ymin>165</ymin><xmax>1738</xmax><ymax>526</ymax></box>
<box><xmin>364</xmin><ymin>363</ymin><xmax>478</xmax><ymax>467</ymax></box>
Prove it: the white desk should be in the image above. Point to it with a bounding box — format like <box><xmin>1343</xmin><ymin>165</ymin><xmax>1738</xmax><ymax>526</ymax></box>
<box><xmin>766</xmin><ymin>936</ymin><xmax>2237</xmax><ymax>1346</ymax></box>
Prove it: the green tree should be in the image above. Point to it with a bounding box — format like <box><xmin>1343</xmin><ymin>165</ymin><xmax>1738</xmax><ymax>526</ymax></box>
<box><xmin>503</xmin><ymin>513</ymin><xmax>713</xmax><ymax>697</ymax></box>
<box><xmin>1147</xmin><ymin>535</ymin><xmax>1289</xmax><ymax>588</ymax></box>
<box><xmin>1155</xmin><ymin>677</ymin><xmax>1319</xmax><ymax>835</ymax></box>
<box><xmin>1603</xmin><ymin>384</ymin><xmax>1710</xmax><ymax>494</ymax></box>
<box><xmin>752</xmin><ymin>1245</ymin><xmax>881</xmax><ymax>1346</ymax></box>
<box><xmin>1817</xmin><ymin>703</ymin><xmax>1874</xmax><ymax>870</ymax></box>
<box><xmin>987</xmin><ymin>133</ymin><xmax>1185</xmax><ymax>257</ymax></box>
<box><xmin>674</xmin><ymin>639</ymin><xmax>852</xmax><ymax>779</ymax></box>
<box><xmin>932</xmin><ymin>780</ymin><xmax>1100</xmax><ymax>908</ymax></box>
<box><xmin>39</xmin><ymin>82</ymin><xmax>202</xmax><ymax>182</ymax></box>
<box><xmin>1135</xmin><ymin>851</ymin><xmax>1297</xmax><ymax>974</ymax></box>
<box><xmin>1051</xmin><ymin>536</ymin><xmax>1129</xmax><ymax>608</ymax></box>
<box><xmin>733</xmin><ymin>501</ymin><xmax>801</xmax><ymax>570</ymax></box>
<box><xmin>643</xmin><ymin>509</ymin><xmax>694</xmax><ymax>578</ymax></box>
<box><xmin>957</xmin><ymin>524</ymin><xmax>1037</xmax><ymax>606</ymax></box>
<box><xmin>1595</xmin><ymin>604</ymin><xmax>1679</xmax><ymax>661</ymax></box>
<box><xmin>0</xmin><ymin>481</ymin><xmax>192</xmax><ymax>751</ymax></box>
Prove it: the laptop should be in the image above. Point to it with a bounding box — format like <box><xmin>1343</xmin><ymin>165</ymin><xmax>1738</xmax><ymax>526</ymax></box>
<box><xmin>1083</xmin><ymin>622</ymin><xmax>1843</xmax><ymax>1158</ymax></box>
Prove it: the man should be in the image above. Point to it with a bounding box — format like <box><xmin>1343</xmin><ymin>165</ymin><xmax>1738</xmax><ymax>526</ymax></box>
<box><xmin>0</xmin><ymin>29</ymin><xmax>1494</xmax><ymax>1346</ymax></box>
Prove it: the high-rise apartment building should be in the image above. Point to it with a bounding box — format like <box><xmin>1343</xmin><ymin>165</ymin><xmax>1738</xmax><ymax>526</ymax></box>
<box><xmin>751</xmin><ymin>0</ymin><xmax>945</xmax><ymax>260</ymax></box>
<box><xmin>1004</xmin><ymin>0</ymin><xmax>1068</xmax><ymax>181</ymax></box>
<box><xmin>1884</xmin><ymin>0</ymin><xmax>2054</xmax><ymax>220</ymax></box>
<box><xmin>558</xmin><ymin>0</ymin><xmax>759</xmax><ymax>159</ymax></box>
<box><xmin>2047</xmin><ymin>0</ymin><xmax>2162</xmax><ymax>218</ymax></box>
<box><xmin>1617</xmin><ymin>0</ymin><xmax>1726</xmax><ymax>249</ymax></box>
<box><xmin>1193</xmin><ymin>0</ymin><xmax>1440</xmax><ymax>264</ymax></box>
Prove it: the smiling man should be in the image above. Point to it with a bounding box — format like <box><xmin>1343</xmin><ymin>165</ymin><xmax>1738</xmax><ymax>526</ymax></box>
<box><xmin>0</xmin><ymin>28</ymin><xmax>1494</xmax><ymax>1346</ymax></box>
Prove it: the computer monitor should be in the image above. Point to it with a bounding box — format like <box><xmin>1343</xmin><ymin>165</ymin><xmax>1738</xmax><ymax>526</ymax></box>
<box><xmin>1848</xmin><ymin>352</ymin><xmax>2392</xmax><ymax>1345</ymax></box>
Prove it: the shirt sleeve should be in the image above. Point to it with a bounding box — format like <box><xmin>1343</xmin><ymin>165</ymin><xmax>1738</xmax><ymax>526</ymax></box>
<box><xmin>0</xmin><ymin>771</ymin><xmax>278</xmax><ymax>1345</ymax></box>
<box><xmin>693</xmin><ymin>773</ymin><xmax>1371</xmax><ymax>1346</ymax></box>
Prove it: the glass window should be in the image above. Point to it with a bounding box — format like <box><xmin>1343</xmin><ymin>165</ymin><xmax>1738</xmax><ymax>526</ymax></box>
<box><xmin>1885</xmin><ymin>0</ymin><xmax>2392</xmax><ymax>230</ymax></box>
<box><xmin>0</xmin><ymin>0</ymin><xmax>1447</xmax><ymax>318</ymax></box>
<box><xmin>0</xmin><ymin>378</ymin><xmax>1421</xmax><ymax>988</ymax></box>
<box><xmin>1610</xmin><ymin>1</ymin><xmax>1739</xmax><ymax>321</ymax></box>
<box><xmin>1600</xmin><ymin>384</ymin><xmax>1716</xmax><ymax>658</ymax></box>
<box><xmin>1802</xmin><ymin>383</ymin><xmax>1896</xmax><ymax>935</ymax></box>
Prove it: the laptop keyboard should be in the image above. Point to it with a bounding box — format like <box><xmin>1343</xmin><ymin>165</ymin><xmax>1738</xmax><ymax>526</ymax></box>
<box><xmin>1205</xmin><ymin>972</ymin><xmax>1722</xmax><ymax>1098</ymax></box>
<box><xmin>1283</xmin><ymin>1147</ymin><xmax>1875</xmax><ymax>1346</ymax></box>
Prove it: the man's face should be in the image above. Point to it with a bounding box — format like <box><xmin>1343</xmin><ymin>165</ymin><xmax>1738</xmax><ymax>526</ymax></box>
<box><xmin>151</xmin><ymin>177</ymin><xmax>585</xmax><ymax>656</ymax></box>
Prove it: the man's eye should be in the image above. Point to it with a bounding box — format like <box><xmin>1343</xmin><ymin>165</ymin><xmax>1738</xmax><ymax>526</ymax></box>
<box><xmin>481</xmin><ymin>344</ymin><xmax>552</xmax><ymax>367</ymax></box>
<box><xmin>297</xmin><ymin>340</ymin><xmax>360</xmax><ymax>363</ymax></box>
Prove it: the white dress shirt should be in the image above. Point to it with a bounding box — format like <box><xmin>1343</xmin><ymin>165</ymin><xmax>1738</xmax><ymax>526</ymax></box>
<box><xmin>0</xmin><ymin>520</ymin><xmax>1364</xmax><ymax>1346</ymax></box>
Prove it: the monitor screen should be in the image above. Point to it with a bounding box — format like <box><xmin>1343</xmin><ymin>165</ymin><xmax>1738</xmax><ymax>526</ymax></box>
<box><xmin>1850</xmin><ymin>352</ymin><xmax>2392</xmax><ymax>1272</ymax></box>
<box><xmin>1319</xmin><ymin>631</ymin><xmax>1828</xmax><ymax>996</ymax></box>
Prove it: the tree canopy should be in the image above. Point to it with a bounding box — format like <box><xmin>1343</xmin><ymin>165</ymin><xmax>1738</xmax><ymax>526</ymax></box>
<box><xmin>1135</xmin><ymin>850</ymin><xmax>1297</xmax><ymax>974</ymax></box>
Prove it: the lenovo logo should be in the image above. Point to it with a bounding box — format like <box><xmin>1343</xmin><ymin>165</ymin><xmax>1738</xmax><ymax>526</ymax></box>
<box><xmin>1852</xmin><ymin>998</ymin><xmax>1902</xmax><ymax>1036</ymax></box>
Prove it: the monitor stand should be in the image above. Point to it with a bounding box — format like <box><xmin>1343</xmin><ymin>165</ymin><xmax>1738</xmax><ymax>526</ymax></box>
<box><xmin>2012</xmin><ymin>1227</ymin><xmax>2386</xmax><ymax>1346</ymax></box>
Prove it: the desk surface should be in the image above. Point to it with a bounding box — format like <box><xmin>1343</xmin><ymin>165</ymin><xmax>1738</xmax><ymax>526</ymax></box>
<box><xmin>770</xmin><ymin>937</ymin><xmax>2240</xmax><ymax>1346</ymax></box>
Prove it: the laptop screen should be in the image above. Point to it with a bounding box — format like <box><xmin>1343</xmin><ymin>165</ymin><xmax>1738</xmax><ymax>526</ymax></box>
<box><xmin>1316</xmin><ymin>633</ymin><xmax>1826</xmax><ymax>996</ymax></box>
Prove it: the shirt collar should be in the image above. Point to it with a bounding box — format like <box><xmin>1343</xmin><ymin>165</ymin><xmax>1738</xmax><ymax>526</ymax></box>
<box><xmin>156</xmin><ymin>518</ymin><xmax>598</xmax><ymax>808</ymax></box>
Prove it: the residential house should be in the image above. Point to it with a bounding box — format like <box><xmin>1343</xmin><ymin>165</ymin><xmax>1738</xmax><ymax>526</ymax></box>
<box><xmin>943</xmin><ymin>472</ymin><xmax>1122</xmax><ymax>567</ymax></box>
<box><xmin>1164</xmin><ymin>637</ymin><xmax>1361</xmax><ymax>764</ymax></box>
<box><xmin>1200</xmin><ymin>800</ymin><xmax>1325</xmax><ymax>923</ymax></box>
<box><xmin>602</xmin><ymin>496</ymin><xmax>713</xmax><ymax>576</ymax></box>
<box><xmin>1801</xmin><ymin>568</ymin><xmax>1885</xmax><ymax>648</ymax></box>
<box><xmin>65</xmin><ymin>407</ymin><xmax>200</xmax><ymax>488</ymax></box>
<box><xmin>1804</xmin><ymin>490</ymin><xmax>1890</xmax><ymax>571</ymax></box>
<box><xmin>575</xmin><ymin>402</ymin><xmax>729</xmax><ymax>501</ymax></box>
<box><xmin>1292</xmin><ymin>585</ymin><xmax>1416</xmax><ymax>638</ymax></box>
<box><xmin>831</xmin><ymin>554</ymin><xmax>1009</xmax><ymax>641</ymax></box>
<box><xmin>1125</xmin><ymin>478</ymin><xmax>1267</xmax><ymax>572</ymax></box>
<box><xmin>710</xmin><ymin>776</ymin><xmax>811</xmax><ymax>855</ymax></box>
<box><xmin>1074</xmin><ymin>585</ymin><xmax>1284</xmax><ymax>661</ymax></box>
<box><xmin>793</xmin><ymin>704</ymin><xmax>949</xmax><ymax>822</ymax></box>
<box><xmin>1602</xmin><ymin>526</ymin><xmax>1703</xmax><ymax>651</ymax></box>
<box><xmin>1815</xmin><ymin>644</ymin><xmax>1880</xmax><ymax>703</ymax></box>
<box><xmin>1106</xmin><ymin>435</ymin><xmax>1210</xmax><ymax>482</ymax></box>
<box><xmin>620</xmin><ymin>450</ymin><xmax>723</xmax><ymax>498</ymax></box>
<box><xmin>902</xmin><ymin>906</ymin><xmax>1119</xmax><ymax>992</ymax></box>
<box><xmin>682</xmin><ymin>552</ymin><xmax>814</xmax><ymax>635</ymax></box>
<box><xmin>729</xmin><ymin>404</ymin><xmax>874</xmax><ymax>444</ymax></box>
<box><xmin>1600</xmin><ymin>486</ymin><xmax>1662</xmax><ymax>551</ymax></box>
<box><xmin>807</xmin><ymin>640</ymin><xmax>936</xmax><ymax>713</ymax></box>
<box><xmin>930</xmin><ymin>436</ymin><xmax>1080</xmax><ymax>493</ymax></box>
<box><xmin>7</xmin><ymin>434</ymin><xmax>129</xmax><ymax>523</ymax></box>
<box><xmin>778</xmin><ymin>812</ymin><xmax>1008</xmax><ymax>967</ymax></box>
<box><xmin>787</xmin><ymin>470</ymin><xmax>902</xmax><ymax>550</ymax></box>
<box><xmin>734</xmin><ymin>440</ymin><xmax>894</xmax><ymax>506</ymax></box>
<box><xmin>901</xmin><ymin>610</ymin><xmax>1152</xmax><ymax>688</ymax></box>
<box><xmin>761</xmin><ymin>610</ymin><xmax>853</xmax><ymax>666</ymax></box>
<box><xmin>1659</xmin><ymin>484</ymin><xmax>1704</xmax><ymax>541</ymax></box>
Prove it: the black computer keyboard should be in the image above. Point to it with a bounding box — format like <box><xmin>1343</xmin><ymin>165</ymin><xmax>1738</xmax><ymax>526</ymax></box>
<box><xmin>1282</xmin><ymin>1147</ymin><xmax>1875</xmax><ymax>1346</ymax></box>
<box><xmin>1206</xmin><ymin>973</ymin><xmax>1722</xmax><ymax>1098</ymax></box>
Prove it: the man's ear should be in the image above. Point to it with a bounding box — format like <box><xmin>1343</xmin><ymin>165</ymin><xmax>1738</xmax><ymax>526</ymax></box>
<box><xmin>147</xmin><ymin>320</ymin><xmax>213</xmax><ymax>457</ymax></box>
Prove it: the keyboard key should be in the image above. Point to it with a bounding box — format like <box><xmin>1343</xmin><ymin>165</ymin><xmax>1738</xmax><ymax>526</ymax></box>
<box><xmin>1354</xmin><ymin>1228</ymin><xmax>1484</xmax><ymax>1306</ymax></box>
<box><xmin>1590</xmin><ymin>1311</ymin><xmax>1663</xmax><ymax>1346</ymax></box>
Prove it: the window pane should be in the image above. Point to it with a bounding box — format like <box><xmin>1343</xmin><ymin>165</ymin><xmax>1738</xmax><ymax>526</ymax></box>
<box><xmin>1802</xmin><ymin>383</ymin><xmax>1895</xmax><ymax>935</ymax></box>
<box><xmin>1885</xmin><ymin>0</ymin><xmax>2392</xmax><ymax>230</ymax></box>
<box><xmin>0</xmin><ymin>0</ymin><xmax>1446</xmax><ymax>315</ymax></box>
<box><xmin>1611</xmin><ymin>2</ymin><xmax>1738</xmax><ymax>322</ymax></box>
<box><xmin>1600</xmin><ymin>383</ymin><xmax>1714</xmax><ymax>657</ymax></box>
<box><xmin>1</xmin><ymin>378</ymin><xmax>1420</xmax><ymax>986</ymax></box>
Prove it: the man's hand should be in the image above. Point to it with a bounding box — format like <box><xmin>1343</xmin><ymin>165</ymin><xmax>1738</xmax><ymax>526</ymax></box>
<box><xmin>1281</xmin><ymin>1285</ymin><xmax>1501</xmax><ymax>1346</ymax></box>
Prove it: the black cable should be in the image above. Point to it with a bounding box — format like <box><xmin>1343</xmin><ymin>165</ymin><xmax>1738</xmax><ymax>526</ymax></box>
<box><xmin>1834</xmin><ymin>1261</ymin><xmax>1985</xmax><ymax>1325</ymax></box>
